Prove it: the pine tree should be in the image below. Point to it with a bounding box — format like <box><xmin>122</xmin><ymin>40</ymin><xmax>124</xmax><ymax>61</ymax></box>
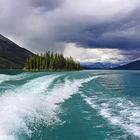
<box><xmin>24</xmin><ymin>51</ymin><xmax>81</xmax><ymax>71</ymax></box>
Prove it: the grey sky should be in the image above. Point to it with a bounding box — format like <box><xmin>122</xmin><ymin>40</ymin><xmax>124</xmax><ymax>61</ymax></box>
<box><xmin>0</xmin><ymin>0</ymin><xmax>140</xmax><ymax>64</ymax></box>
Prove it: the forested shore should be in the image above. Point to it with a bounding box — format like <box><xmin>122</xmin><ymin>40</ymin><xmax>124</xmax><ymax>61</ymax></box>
<box><xmin>24</xmin><ymin>51</ymin><xmax>81</xmax><ymax>71</ymax></box>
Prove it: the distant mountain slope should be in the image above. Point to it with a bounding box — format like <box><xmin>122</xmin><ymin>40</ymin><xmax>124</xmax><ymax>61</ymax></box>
<box><xmin>115</xmin><ymin>60</ymin><xmax>140</xmax><ymax>70</ymax></box>
<box><xmin>0</xmin><ymin>34</ymin><xmax>33</xmax><ymax>68</ymax></box>
<box><xmin>80</xmin><ymin>62</ymin><xmax>119</xmax><ymax>69</ymax></box>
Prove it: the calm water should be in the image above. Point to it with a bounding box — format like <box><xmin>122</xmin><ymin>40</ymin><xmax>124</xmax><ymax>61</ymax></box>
<box><xmin>0</xmin><ymin>70</ymin><xmax>140</xmax><ymax>140</ymax></box>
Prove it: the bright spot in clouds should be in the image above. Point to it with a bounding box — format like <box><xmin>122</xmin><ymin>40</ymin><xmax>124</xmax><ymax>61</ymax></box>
<box><xmin>63</xmin><ymin>43</ymin><xmax>127</xmax><ymax>64</ymax></box>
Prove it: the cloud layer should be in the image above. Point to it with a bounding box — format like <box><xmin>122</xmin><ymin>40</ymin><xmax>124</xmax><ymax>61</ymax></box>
<box><xmin>0</xmin><ymin>0</ymin><xmax>140</xmax><ymax>64</ymax></box>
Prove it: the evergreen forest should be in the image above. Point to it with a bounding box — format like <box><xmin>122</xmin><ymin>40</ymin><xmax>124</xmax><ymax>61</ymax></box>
<box><xmin>24</xmin><ymin>51</ymin><xmax>81</xmax><ymax>71</ymax></box>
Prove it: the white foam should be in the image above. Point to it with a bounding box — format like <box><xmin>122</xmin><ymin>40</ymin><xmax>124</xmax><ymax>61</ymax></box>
<box><xmin>83</xmin><ymin>94</ymin><xmax>140</xmax><ymax>138</ymax></box>
<box><xmin>0</xmin><ymin>73</ymin><xmax>29</xmax><ymax>84</ymax></box>
<box><xmin>0</xmin><ymin>74</ymin><xmax>96</xmax><ymax>140</ymax></box>
<box><xmin>0</xmin><ymin>74</ymin><xmax>61</xmax><ymax>140</ymax></box>
<box><xmin>45</xmin><ymin>76</ymin><xmax>97</xmax><ymax>106</ymax></box>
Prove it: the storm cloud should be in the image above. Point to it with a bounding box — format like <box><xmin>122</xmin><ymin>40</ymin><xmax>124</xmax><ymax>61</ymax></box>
<box><xmin>0</xmin><ymin>0</ymin><xmax>140</xmax><ymax>64</ymax></box>
<box><xmin>30</xmin><ymin>0</ymin><xmax>64</xmax><ymax>11</ymax></box>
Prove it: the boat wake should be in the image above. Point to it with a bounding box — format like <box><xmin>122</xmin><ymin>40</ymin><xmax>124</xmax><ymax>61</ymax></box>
<box><xmin>0</xmin><ymin>73</ymin><xmax>30</xmax><ymax>84</ymax></box>
<box><xmin>82</xmin><ymin>93</ymin><xmax>140</xmax><ymax>138</ymax></box>
<box><xmin>0</xmin><ymin>73</ymin><xmax>96</xmax><ymax>140</ymax></box>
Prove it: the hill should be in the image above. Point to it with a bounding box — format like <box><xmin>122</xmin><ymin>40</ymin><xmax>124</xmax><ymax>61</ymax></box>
<box><xmin>0</xmin><ymin>34</ymin><xmax>33</xmax><ymax>69</ymax></box>
<box><xmin>80</xmin><ymin>62</ymin><xmax>119</xmax><ymax>69</ymax></box>
<box><xmin>115</xmin><ymin>60</ymin><xmax>140</xmax><ymax>70</ymax></box>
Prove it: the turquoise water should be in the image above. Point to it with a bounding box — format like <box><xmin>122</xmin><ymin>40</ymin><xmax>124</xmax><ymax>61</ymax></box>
<box><xmin>0</xmin><ymin>70</ymin><xmax>140</xmax><ymax>140</ymax></box>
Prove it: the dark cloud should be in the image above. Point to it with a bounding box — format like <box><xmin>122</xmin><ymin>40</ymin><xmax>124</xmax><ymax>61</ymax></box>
<box><xmin>0</xmin><ymin>0</ymin><xmax>140</xmax><ymax>63</ymax></box>
<box><xmin>30</xmin><ymin>0</ymin><xmax>64</xmax><ymax>11</ymax></box>
<box><xmin>53</xmin><ymin>10</ymin><xmax>140</xmax><ymax>51</ymax></box>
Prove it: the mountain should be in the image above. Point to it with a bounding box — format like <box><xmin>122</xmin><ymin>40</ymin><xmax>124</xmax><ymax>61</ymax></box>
<box><xmin>0</xmin><ymin>34</ymin><xmax>33</xmax><ymax>69</ymax></box>
<box><xmin>81</xmin><ymin>62</ymin><xmax>119</xmax><ymax>69</ymax></box>
<box><xmin>115</xmin><ymin>60</ymin><xmax>140</xmax><ymax>70</ymax></box>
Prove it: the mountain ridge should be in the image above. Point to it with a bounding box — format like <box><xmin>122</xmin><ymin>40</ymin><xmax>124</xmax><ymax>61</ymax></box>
<box><xmin>0</xmin><ymin>34</ymin><xmax>33</xmax><ymax>68</ymax></box>
<box><xmin>114</xmin><ymin>59</ymin><xmax>140</xmax><ymax>70</ymax></box>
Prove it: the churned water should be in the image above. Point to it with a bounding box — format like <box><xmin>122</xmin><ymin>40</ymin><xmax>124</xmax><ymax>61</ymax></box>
<box><xmin>0</xmin><ymin>70</ymin><xmax>140</xmax><ymax>140</ymax></box>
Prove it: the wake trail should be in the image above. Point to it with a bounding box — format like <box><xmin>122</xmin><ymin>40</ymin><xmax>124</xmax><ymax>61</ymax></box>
<box><xmin>82</xmin><ymin>93</ymin><xmax>140</xmax><ymax>138</ymax></box>
<box><xmin>0</xmin><ymin>74</ymin><xmax>96</xmax><ymax>140</ymax></box>
<box><xmin>45</xmin><ymin>75</ymin><xmax>99</xmax><ymax>106</ymax></box>
<box><xmin>0</xmin><ymin>74</ymin><xmax>61</xmax><ymax>140</ymax></box>
<box><xmin>0</xmin><ymin>73</ymin><xmax>30</xmax><ymax>85</ymax></box>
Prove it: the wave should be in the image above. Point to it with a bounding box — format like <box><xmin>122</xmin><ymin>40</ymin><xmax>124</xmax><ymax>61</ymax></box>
<box><xmin>45</xmin><ymin>76</ymin><xmax>98</xmax><ymax>106</ymax></box>
<box><xmin>0</xmin><ymin>74</ymin><xmax>96</xmax><ymax>140</ymax></box>
<box><xmin>0</xmin><ymin>74</ymin><xmax>61</xmax><ymax>140</ymax></box>
<box><xmin>82</xmin><ymin>94</ymin><xmax>140</xmax><ymax>138</ymax></box>
<box><xmin>0</xmin><ymin>73</ymin><xmax>30</xmax><ymax>85</ymax></box>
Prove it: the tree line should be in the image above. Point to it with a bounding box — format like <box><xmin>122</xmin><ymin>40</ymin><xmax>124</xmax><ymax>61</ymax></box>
<box><xmin>24</xmin><ymin>51</ymin><xmax>81</xmax><ymax>71</ymax></box>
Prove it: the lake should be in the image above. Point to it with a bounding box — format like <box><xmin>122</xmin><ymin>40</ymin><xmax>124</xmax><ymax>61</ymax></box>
<box><xmin>0</xmin><ymin>70</ymin><xmax>140</xmax><ymax>140</ymax></box>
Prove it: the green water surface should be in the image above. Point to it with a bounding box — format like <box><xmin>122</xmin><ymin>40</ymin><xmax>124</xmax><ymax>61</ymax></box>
<box><xmin>0</xmin><ymin>70</ymin><xmax>140</xmax><ymax>140</ymax></box>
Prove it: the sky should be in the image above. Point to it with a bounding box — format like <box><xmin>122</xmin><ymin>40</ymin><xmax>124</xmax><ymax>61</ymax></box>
<box><xmin>0</xmin><ymin>0</ymin><xmax>140</xmax><ymax>66</ymax></box>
